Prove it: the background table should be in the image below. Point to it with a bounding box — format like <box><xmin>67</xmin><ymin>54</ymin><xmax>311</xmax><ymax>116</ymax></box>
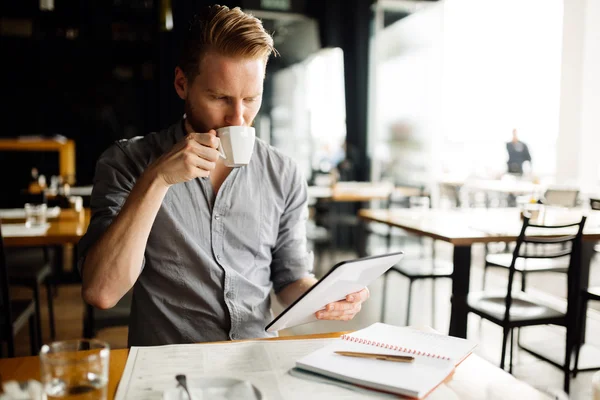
<box><xmin>358</xmin><ymin>207</ymin><xmax>600</xmax><ymax>338</ymax></box>
<box><xmin>1</xmin><ymin>209</ymin><xmax>90</xmax><ymax>248</ymax></box>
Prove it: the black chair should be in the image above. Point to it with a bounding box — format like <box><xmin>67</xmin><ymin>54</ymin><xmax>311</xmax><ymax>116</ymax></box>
<box><xmin>306</xmin><ymin>196</ymin><xmax>334</xmax><ymax>276</ymax></box>
<box><xmin>380</xmin><ymin>187</ymin><xmax>454</xmax><ymax>327</ymax></box>
<box><xmin>5</xmin><ymin>247</ymin><xmax>56</xmax><ymax>345</ymax></box>
<box><xmin>573</xmin><ymin>287</ymin><xmax>600</xmax><ymax>376</ymax></box>
<box><xmin>368</xmin><ymin>185</ymin><xmax>430</xmax><ymax>256</ymax></box>
<box><xmin>83</xmin><ymin>290</ymin><xmax>132</xmax><ymax>339</ymax></box>
<box><xmin>0</xmin><ymin>224</ymin><xmax>39</xmax><ymax>357</ymax></box>
<box><xmin>467</xmin><ymin>215</ymin><xmax>586</xmax><ymax>393</ymax></box>
<box><xmin>381</xmin><ymin>258</ymin><xmax>453</xmax><ymax>326</ymax></box>
<box><xmin>591</xmin><ymin>198</ymin><xmax>600</xmax><ymax>253</ymax></box>
<box><xmin>306</xmin><ymin>219</ymin><xmax>332</xmax><ymax>276</ymax></box>
<box><xmin>482</xmin><ymin>189</ymin><xmax>582</xmax><ymax>292</ymax></box>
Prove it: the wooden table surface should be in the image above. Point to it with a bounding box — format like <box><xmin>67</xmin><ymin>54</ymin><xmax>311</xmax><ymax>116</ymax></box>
<box><xmin>0</xmin><ymin>331</ymin><xmax>550</xmax><ymax>400</ymax></box>
<box><xmin>308</xmin><ymin>182</ymin><xmax>395</xmax><ymax>202</ymax></box>
<box><xmin>359</xmin><ymin>207</ymin><xmax>600</xmax><ymax>246</ymax></box>
<box><xmin>1</xmin><ymin>208</ymin><xmax>90</xmax><ymax>247</ymax></box>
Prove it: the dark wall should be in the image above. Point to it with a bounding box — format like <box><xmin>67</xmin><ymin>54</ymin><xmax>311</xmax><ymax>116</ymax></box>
<box><xmin>0</xmin><ymin>0</ymin><xmax>373</xmax><ymax>207</ymax></box>
<box><xmin>0</xmin><ymin>0</ymin><xmax>162</xmax><ymax>206</ymax></box>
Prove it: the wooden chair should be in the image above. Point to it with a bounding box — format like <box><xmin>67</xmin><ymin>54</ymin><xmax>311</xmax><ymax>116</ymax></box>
<box><xmin>467</xmin><ymin>215</ymin><xmax>586</xmax><ymax>393</ymax></box>
<box><xmin>0</xmin><ymin>223</ymin><xmax>39</xmax><ymax>358</ymax></box>
<box><xmin>5</xmin><ymin>247</ymin><xmax>56</xmax><ymax>345</ymax></box>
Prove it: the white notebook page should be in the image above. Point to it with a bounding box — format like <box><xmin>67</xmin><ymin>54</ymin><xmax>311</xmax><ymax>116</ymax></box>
<box><xmin>343</xmin><ymin>323</ymin><xmax>477</xmax><ymax>364</ymax></box>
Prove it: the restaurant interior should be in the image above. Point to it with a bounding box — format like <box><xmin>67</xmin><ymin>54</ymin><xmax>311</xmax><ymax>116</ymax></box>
<box><xmin>1</xmin><ymin>0</ymin><xmax>599</xmax><ymax>399</ymax></box>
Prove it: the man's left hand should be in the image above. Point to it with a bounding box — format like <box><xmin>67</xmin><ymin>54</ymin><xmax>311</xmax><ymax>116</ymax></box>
<box><xmin>315</xmin><ymin>287</ymin><xmax>370</xmax><ymax>321</ymax></box>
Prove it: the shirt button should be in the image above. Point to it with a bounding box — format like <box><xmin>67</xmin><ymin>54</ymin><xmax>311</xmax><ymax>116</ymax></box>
<box><xmin>214</xmin><ymin>214</ymin><xmax>221</xmax><ymax>220</ymax></box>
<box><xmin>226</xmin><ymin>291</ymin><xmax>234</xmax><ymax>299</ymax></box>
<box><xmin>216</xmin><ymin>255</ymin><xmax>221</xmax><ymax>261</ymax></box>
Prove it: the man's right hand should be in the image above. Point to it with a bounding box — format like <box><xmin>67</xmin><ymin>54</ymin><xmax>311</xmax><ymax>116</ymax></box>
<box><xmin>148</xmin><ymin>131</ymin><xmax>221</xmax><ymax>186</ymax></box>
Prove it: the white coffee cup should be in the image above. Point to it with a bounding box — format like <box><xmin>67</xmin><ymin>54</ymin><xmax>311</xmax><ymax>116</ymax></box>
<box><xmin>215</xmin><ymin>126</ymin><xmax>256</xmax><ymax>168</ymax></box>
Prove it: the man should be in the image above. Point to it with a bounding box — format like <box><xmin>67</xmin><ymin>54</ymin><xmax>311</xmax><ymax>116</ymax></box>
<box><xmin>78</xmin><ymin>5</ymin><xmax>369</xmax><ymax>347</ymax></box>
<box><xmin>506</xmin><ymin>128</ymin><xmax>532</xmax><ymax>175</ymax></box>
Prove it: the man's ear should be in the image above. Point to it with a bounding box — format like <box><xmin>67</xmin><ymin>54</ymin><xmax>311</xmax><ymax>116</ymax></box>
<box><xmin>174</xmin><ymin>67</ymin><xmax>188</xmax><ymax>100</ymax></box>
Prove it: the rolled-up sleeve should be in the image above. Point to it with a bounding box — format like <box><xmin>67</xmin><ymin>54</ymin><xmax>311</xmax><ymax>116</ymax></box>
<box><xmin>270</xmin><ymin>163</ymin><xmax>313</xmax><ymax>293</ymax></box>
<box><xmin>77</xmin><ymin>144</ymin><xmax>140</xmax><ymax>274</ymax></box>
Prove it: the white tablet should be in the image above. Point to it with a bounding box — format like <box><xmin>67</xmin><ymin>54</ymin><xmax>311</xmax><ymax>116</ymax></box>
<box><xmin>265</xmin><ymin>252</ymin><xmax>404</xmax><ymax>332</ymax></box>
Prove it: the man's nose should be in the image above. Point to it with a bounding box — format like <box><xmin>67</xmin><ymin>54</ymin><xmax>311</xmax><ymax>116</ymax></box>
<box><xmin>225</xmin><ymin>101</ymin><xmax>244</xmax><ymax>126</ymax></box>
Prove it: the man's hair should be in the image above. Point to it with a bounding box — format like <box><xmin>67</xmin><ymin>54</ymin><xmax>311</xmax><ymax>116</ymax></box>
<box><xmin>179</xmin><ymin>5</ymin><xmax>277</xmax><ymax>81</ymax></box>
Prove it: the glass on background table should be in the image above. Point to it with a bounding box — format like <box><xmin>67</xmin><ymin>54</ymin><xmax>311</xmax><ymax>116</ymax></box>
<box><xmin>24</xmin><ymin>203</ymin><xmax>47</xmax><ymax>228</ymax></box>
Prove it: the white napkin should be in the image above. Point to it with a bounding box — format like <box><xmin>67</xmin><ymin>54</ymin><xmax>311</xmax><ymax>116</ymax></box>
<box><xmin>0</xmin><ymin>207</ymin><xmax>61</xmax><ymax>220</ymax></box>
<box><xmin>0</xmin><ymin>224</ymin><xmax>50</xmax><ymax>237</ymax></box>
<box><xmin>0</xmin><ymin>380</ymin><xmax>45</xmax><ymax>400</ymax></box>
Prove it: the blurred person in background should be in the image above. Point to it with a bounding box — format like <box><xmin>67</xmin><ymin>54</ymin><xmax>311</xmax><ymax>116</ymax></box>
<box><xmin>506</xmin><ymin>128</ymin><xmax>532</xmax><ymax>176</ymax></box>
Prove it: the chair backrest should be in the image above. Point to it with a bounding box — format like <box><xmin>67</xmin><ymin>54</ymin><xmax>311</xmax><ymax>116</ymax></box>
<box><xmin>503</xmin><ymin>214</ymin><xmax>587</xmax><ymax>324</ymax></box>
<box><xmin>543</xmin><ymin>188</ymin><xmax>579</xmax><ymax>207</ymax></box>
<box><xmin>386</xmin><ymin>185</ymin><xmax>429</xmax><ymax>210</ymax></box>
<box><xmin>0</xmin><ymin>222</ymin><xmax>15</xmax><ymax>345</ymax></box>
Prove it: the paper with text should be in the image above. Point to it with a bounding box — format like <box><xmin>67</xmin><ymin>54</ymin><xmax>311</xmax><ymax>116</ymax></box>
<box><xmin>115</xmin><ymin>339</ymin><xmax>379</xmax><ymax>400</ymax></box>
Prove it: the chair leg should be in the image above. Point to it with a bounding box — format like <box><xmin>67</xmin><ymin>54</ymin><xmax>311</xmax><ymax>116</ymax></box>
<box><xmin>482</xmin><ymin>265</ymin><xmax>489</xmax><ymax>290</ymax></box>
<box><xmin>573</xmin><ymin>297</ymin><xmax>588</xmax><ymax>378</ymax></box>
<box><xmin>406</xmin><ymin>279</ymin><xmax>414</xmax><ymax>326</ymax></box>
<box><xmin>32</xmin><ymin>284</ymin><xmax>43</xmax><ymax>347</ymax></box>
<box><xmin>564</xmin><ymin>327</ymin><xmax>573</xmax><ymax>393</ymax></box>
<box><xmin>45</xmin><ymin>279</ymin><xmax>56</xmax><ymax>340</ymax></box>
<box><xmin>33</xmin><ymin>284</ymin><xmax>42</xmax><ymax>343</ymax></box>
<box><xmin>509</xmin><ymin>328</ymin><xmax>515</xmax><ymax>374</ymax></box>
<box><xmin>28</xmin><ymin>314</ymin><xmax>38</xmax><ymax>356</ymax></box>
<box><xmin>521</xmin><ymin>271</ymin><xmax>527</xmax><ymax>292</ymax></box>
<box><xmin>381</xmin><ymin>273</ymin><xmax>389</xmax><ymax>323</ymax></box>
<box><xmin>83</xmin><ymin>304</ymin><xmax>96</xmax><ymax>339</ymax></box>
<box><xmin>500</xmin><ymin>327</ymin><xmax>510</xmax><ymax>370</ymax></box>
<box><xmin>431</xmin><ymin>279</ymin><xmax>437</xmax><ymax>329</ymax></box>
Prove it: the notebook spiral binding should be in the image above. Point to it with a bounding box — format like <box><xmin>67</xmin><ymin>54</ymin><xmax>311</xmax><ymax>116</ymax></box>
<box><xmin>340</xmin><ymin>334</ymin><xmax>451</xmax><ymax>361</ymax></box>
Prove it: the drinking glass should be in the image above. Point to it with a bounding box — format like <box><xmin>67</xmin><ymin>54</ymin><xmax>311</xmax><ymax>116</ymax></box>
<box><xmin>24</xmin><ymin>203</ymin><xmax>47</xmax><ymax>228</ymax></box>
<box><xmin>40</xmin><ymin>339</ymin><xmax>110</xmax><ymax>400</ymax></box>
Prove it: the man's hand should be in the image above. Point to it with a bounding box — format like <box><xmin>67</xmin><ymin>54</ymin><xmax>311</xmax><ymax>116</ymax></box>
<box><xmin>315</xmin><ymin>287</ymin><xmax>370</xmax><ymax>321</ymax></box>
<box><xmin>147</xmin><ymin>131</ymin><xmax>221</xmax><ymax>186</ymax></box>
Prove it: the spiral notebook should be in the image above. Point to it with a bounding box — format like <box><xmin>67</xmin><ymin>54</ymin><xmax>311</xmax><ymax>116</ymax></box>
<box><xmin>295</xmin><ymin>323</ymin><xmax>477</xmax><ymax>399</ymax></box>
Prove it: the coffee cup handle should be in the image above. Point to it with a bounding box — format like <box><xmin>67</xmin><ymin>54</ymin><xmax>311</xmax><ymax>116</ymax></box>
<box><xmin>216</xmin><ymin>143</ymin><xmax>226</xmax><ymax>159</ymax></box>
